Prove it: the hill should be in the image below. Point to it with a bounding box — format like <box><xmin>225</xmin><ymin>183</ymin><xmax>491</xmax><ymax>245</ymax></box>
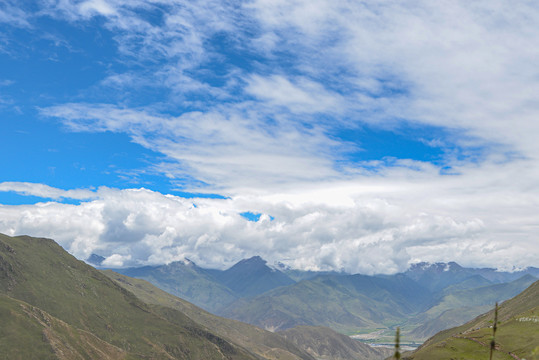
<box><xmin>106</xmin><ymin>255</ymin><xmax>537</xmax><ymax>345</ymax></box>
<box><xmin>0</xmin><ymin>233</ymin><xmax>256</xmax><ymax>359</ymax></box>
<box><xmin>406</xmin><ymin>279</ymin><xmax>539</xmax><ymax>360</ymax></box>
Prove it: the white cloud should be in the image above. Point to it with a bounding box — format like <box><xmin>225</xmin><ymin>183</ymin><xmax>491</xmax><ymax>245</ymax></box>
<box><xmin>78</xmin><ymin>0</ymin><xmax>117</xmax><ymax>17</ymax></box>
<box><xmin>0</xmin><ymin>182</ymin><xmax>96</xmax><ymax>200</ymax></box>
<box><xmin>0</xmin><ymin>2</ymin><xmax>30</xmax><ymax>28</ymax></box>
<box><xmin>102</xmin><ymin>253</ymin><xmax>131</xmax><ymax>267</ymax></box>
<box><xmin>0</xmin><ymin>179</ymin><xmax>537</xmax><ymax>274</ymax></box>
<box><xmin>245</xmin><ymin>75</ymin><xmax>345</xmax><ymax>114</ymax></box>
<box><xmin>41</xmin><ymin>103</ymin><xmax>343</xmax><ymax>192</ymax></box>
<box><xmin>36</xmin><ymin>0</ymin><xmax>539</xmax><ymax>177</ymax></box>
<box><xmin>0</xmin><ymin>80</ymin><xmax>15</xmax><ymax>87</ymax></box>
<box><xmin>246</xmin><ymin>0</ymin><xmax>539</xmax><ymax>156</ymax></box>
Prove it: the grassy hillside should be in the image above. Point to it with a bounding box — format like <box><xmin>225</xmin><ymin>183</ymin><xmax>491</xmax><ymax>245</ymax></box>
<box><xmin>279</xmin><ymin>326</ymin><xmax>393</xmax><ymax>360</ymax></box>
<box><xmin>0</xmin><ymin>294</ymin><xmax>127</xmax><ymax>360</ymax></box>
<box><xmin>407</xmin><ymin>306</ymin><xmax>491</xmax><ymax>341</ymax></box>
<box><xmin>408</xmin><ymin>275</ymin><xmax>537</xmax><ymax>340</ymax></box>
<box><xmin>406</xmin><ymin>280</ymin><xmax>539</xmax><ymax>360</ymax></box>
<box><xmin>0</xmin><ymin>233</ymin><xmax>255</xmax><ymax>360</ymax></box>
<box><xmin>103</xmin><ymin>270</ymin><xmax>316</xmax><ymax>360</ymax></box>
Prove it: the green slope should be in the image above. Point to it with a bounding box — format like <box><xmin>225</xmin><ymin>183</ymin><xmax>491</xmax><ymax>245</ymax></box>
<box><xmin>0</xmin><ymin>294</ymin><xmax>127</xmax><ymax>360</ymax></box>
<box><xmin>406</xmin><ymin>280</ymin><xmax>539</xmax><ymax>360</ymax></box>
<box><xmin>0</xmin><ymin>233</ymin><xmax>255</xmax><ymax>360</ymax></box>
<box><xmin>431</xmin><ymin>275</ymin><xmax>536</xmax><ymax>315</ymax></box>
<box><xmin>102</xmin><ymin>270</ymin><xmax>316</xmax><ymax>360</ymax></box>
<box><xmin>407</xmin><ymin>306</ymin><xmax>491</xmax><ymax>341</ymax></box>
<box><xmin>407</xmin><ymin>275</ymin><xmax>537</xmax><ymax>340</ymax></box>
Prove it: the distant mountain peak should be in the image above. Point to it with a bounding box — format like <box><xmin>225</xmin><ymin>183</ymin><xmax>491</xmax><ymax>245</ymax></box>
<box><xmin>217</xmin><ymin>255</ymin><xmax>295</xmax><ymax>297</ymax></box>
<box><xmin>166</xmin><ymin>258</ymin><xmax>197</xmax><ymax>268</ymax></box>
<box><xmin>236</xmin><ymin>255</ymin><xmax>267</xmax><ymax>267</ymax></box>
<box><xmin>86</xmin><ymin>253</ymin><xmax>105</xmax><ymax>266</ymax></box>
<box><xmin>447</xmin><ymin>261</ymin><xmax>462</xmax><ymax>268</ymax></box>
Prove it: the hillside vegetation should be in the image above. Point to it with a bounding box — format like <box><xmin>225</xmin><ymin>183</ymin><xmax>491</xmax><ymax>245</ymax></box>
<box><xmin>0</xmin><ymin>294</ymin><xmax>126</xmax><ymax>360</ymax></box>
<box><xmin>408</xmin><ymin>275</ymin><xmax>538</xmax><ymax>339</ymax></box>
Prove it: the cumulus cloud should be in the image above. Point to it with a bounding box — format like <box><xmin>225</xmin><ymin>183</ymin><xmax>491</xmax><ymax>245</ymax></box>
<box><xmin>0</xmin><ymin>180</ymin><xmax>537</xmax><ymax>274</ymax></box>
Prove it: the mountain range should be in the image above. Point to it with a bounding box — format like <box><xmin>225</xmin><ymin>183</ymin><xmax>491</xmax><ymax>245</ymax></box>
<box><xmin>111</xmin><ymin>254</ymin><xmax>298</xmax><ymax>313</ymax></box>
<box><xmin>103</xmin><ymin>254</ymin><xmax>538</xmax><ymax>342</ymax></box>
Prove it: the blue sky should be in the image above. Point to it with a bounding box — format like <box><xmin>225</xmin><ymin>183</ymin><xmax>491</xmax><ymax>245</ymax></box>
<box><xmin>0</xmin><ymin>0</ymin><xmax>538</xmax><ymax>272</ymax></box>
<box><xmin>0</xmin><ymin>2</ymin><xmax>458</xmax><ymax>197</ymax></box>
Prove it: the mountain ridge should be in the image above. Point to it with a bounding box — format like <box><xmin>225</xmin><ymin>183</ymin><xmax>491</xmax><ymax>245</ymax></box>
<box><xmin>106</xmin><ymin>255</ymin><xmax>537</xmax><ymax>340</ymax></box>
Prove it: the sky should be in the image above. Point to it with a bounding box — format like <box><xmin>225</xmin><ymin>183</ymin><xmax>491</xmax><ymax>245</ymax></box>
<box><xmin>0</xmin><ymin>0</ymin><xmax>538</xmax><ymax>273</ymax></box>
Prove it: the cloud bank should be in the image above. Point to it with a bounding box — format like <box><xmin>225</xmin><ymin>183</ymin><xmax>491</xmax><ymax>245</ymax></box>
<box><xmin>1</xmin><ymin>175</ymin><xmax>537</xmax><ymax>274</ymax></box>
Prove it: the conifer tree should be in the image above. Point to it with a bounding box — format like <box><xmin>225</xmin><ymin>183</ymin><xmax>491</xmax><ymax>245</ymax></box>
<box><xmin>394</xmin><ymin>327</ymin><xmax>401</xmax><ymax>360</ymax></box>
<box><xmin>489</xmin><ymin>302</ymin><xmax>498</xmax><ymax>360</ymax></box>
